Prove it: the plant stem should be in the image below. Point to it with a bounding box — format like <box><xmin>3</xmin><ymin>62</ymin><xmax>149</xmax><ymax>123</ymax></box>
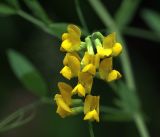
<box><xmin>88</xmin><ymin>0</ymin><xmax>150</xmax><ymax>137</ymax></box>
<box><xmin>88</xmin><ymin>122</ymin><xmax>95</xmax><ymax>137</ymax></box>
<box><xmin>114</xmin><ymin>0</ymin><xmax>141</xmax><ymax>29</ymax></box>
<box><xmin>134</xmin><ymin>113</ymin><xmax>150</xmax><ymax>137</ymax></box>
<box><xmin>17</xmin><ymin>10</ymin><xmax>54</xmax><ymax>35</ymax></box>
<box><xmin>75</xmin><ymin>0</ymin><xmax>90</xmax><ymax>34</ymax></box>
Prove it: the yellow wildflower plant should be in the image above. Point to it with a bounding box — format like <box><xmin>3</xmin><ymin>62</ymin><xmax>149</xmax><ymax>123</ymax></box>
<box><xmin>54</xmin><ymin>82</ymin><xmax>73</xmax><ymax>118</ymax></box>
<box><xmin>84</xmin><ymin>95</ymin><xmax>100</xmax><ymax>122</ymax></box>
<box><xmin>96</xmin><ymin>33</ymin><xmax>122</xmax><ymax>58</ymax></box>
<box><xmin>60</xmin><ymin>52</ymin><xmax>81</xmax><ymax>80</ymax></box>
<box><xmin>99</xmin><ymin>57</ymin><xmax>122</xmax><ymax>82</ymax></box>
<box><xmin>60</xmin><ymin>24</ymin><xmax>81</xmax><ymax>52</ymax></box>
<box><xmin>54</xmin><ymin>24</ymin><xmax>123</xmax><ymax>122</ymax></box>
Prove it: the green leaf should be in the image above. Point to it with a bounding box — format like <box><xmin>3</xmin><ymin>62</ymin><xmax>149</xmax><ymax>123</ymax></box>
<box><xmin>23</xmin><ymin>0</ymin><xmax>50</xmax><ymax>24</ymax></box>
<box><xmin>0</xmin><ymin>4</ymin><xmax>16</xmax><ymax>16</ymax></box>
<box><xmin>7</xmin><ymin>50</ymin><xmax>48</xmax><ymax>97</ymax></box>
<box><xmin>141</xmin><ymin>9</ymin><xmax>160</xmax><ymax>34</ymax></box>
<box><xmin>113</xmin><ymin>81</ymin><xmax>140</xmax><ymax>113</ymax></box>
<box><xmin>114</xmin><ymin>0</ymin><xmax>141</xmax><ymax>29</ymax></box>
<box><xmin>4</xmin><ymin>0</ymin><xmax>20</xmax><ymax>9</ymax></box>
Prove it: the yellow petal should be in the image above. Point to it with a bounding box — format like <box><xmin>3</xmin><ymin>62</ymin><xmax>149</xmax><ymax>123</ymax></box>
<box><xmin>81</xmin><ymin>52</ymin><xmax>92</xmax><ymax>66</ymax></box>
<box><xmin>97</xmin><ymin>47</ymin><xmax>112</xmax><ymax>58</ymax></box>
<box><xmin>78</xmin><ymin>72</ymin><xmax>93</xmax><ymax>94</ymax></box>
<box><xmin>72</xmin><ymin>83</ymin><xmax>85</xmax><ymax>97</ymax></box>
<box><xmin>107</xmin><ymin>70</ymin><xmax>122</xmax><ymax>82</ymax></box>
<box><xmin>60</xmin><ymin>66</ymin><xmax>72</xmax><ymax>80</ymax></box>
<box><xmin>84</xmin><ymin>109</ymin><xmax>99</xmax><ymax>122</ymax></box>
<box><xmin>67</xmin><ymin>24</ymin><xmax>81</xmax><ymax>36</ymax></box>
<box><xmin>56</xmin><ymin>106</ymin><xmax>71</xmax><ymax>118</ymax></box>
<box><xmin>82</xmin><ymin>64</ymin><xmax>96</xmax><ymax>75</ymax></box>
<box><xmin>67</xmin><ymin>55</ymin><xmax>81</xmax><ymax>77</ymax></box>
<box><xmin>99</xmin><ymin>58</ymin><xmax>112</xmax><ymax>80</ymax></box>
<box><xmin>103</xmin><ymin>33</ymin><xmax>116</xmax><ymax>49</ymax></box>
<box><xmin>84</xmin><ymin>95</ymin><xmax>100</xmax><ymax>114</ymax></box>
<box><xmin>81</xmin><ymin>52</ymin><xmax>100</xmax><ymax>69</ymax></box>
<box><xmin>63</xmin><ymin>52</ymin><xmax>81</xmax><ymax>65</ymax></box>
<box><xmin>94</xmin><ymin>54</ymin><xmax>100</xmax><ymax>68</ymax></box>
<box><xmin>62</xmin><ymin>33</ymin><xmax>69</xmax><ymax>41</ymax></box>
<box><xmin>54</xmin><ymin>94</ymin><xmax>72</xmax><ymax>113</ymax></box>
<box><xmin>58</xmin><ymin>82</ymin><xmax>72</xmax><ymax>105</ymax></box>
<box><xmin>112</xmin><ymin>43</ymin><xmax>122</xmax><ymax>56</ymax></box>
<box><xmin>61</xmin><ymin>39</ymin><xmax>73</xmax><ymax>52</ymax></box>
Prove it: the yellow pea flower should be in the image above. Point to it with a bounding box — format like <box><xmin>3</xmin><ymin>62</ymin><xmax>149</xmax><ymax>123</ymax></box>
<box><xmin>81</xmin><ymin>52</ymin><xmax>100</xmax><ymax>75</ymax></box>
<box><xmin>78</xmin><ymin>72</ymin><xmax>93</xmax><ymax>94</ymax></box>
<box><xmin>82</xmin><ymin>64</ymin><xmax>96</xmax><ymax>75</ymax></box>
<box><xmin>60</xmin><ymin>24</ymin><xmax>81</xmax><ymax>52</ymax></box>
<box><xmin>72</xmin><ymin>83</ymin><xmax>85</xmax><ymax>97</ymax></box>
<box><xmin>81</xmin><ymin>52</ymin><xmax>100</xmax><ymax>69</ymax></box>
<box><xmin>84</xmin><ymin>95</ymin><xmax>100</xmax><ymax>122</ymax></box>
<box><xmin>97</xmin><ymin>33</ymin><xmax>122</xmax><ymax>58</ymax></box>
<box><xmin>54</xmin><ymin>82</ymin><xmax>73</xmax><ymax>118</ymax></box>
<box><xmin>99</xmin><ymin>57</ymin><xmax>121</xmax><ymax>82</ymax></box>
<box><xmin>60</xmin><ymin>52</ymin><xmax>81</xmax><ymax>80</ymax></box>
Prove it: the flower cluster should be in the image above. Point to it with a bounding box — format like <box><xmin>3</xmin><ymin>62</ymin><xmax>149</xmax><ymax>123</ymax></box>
<box><xmin>54</xmin><ymin>24</ymin><xmax>122</xmax><ymax>122</ymax></box>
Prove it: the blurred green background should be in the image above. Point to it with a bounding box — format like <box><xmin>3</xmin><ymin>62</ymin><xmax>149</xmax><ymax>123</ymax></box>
<box><xmin>0</xmin><ymin>0</ymin><xmax>160</xmax><ymax>137</ymax></box>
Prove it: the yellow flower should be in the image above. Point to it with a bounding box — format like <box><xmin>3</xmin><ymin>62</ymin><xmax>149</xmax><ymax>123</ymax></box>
<box><xmin>99</xmin><ymin>57</ymin><xmax>122</xmax><ymax>82</ymax></box>
<box><xmin>82</xmin><ymin>64</ymin><xmax>96</xmax><ymax>75</ymax></box>
<box><xmin>81</xmin><ymin>52</ymin><xmax>100</xmax><ymax>69</ymax></box>
<box><xmin>84</xmin><ymin>95</ymin><xmax>100</xmax><ymax>122</ymax></box>
<box><xmin>97</xmin><ymin>33</ymin><xmax>122</xmax><ymax>58</ymax></box>
<box><xmin>72</xmin><ymin>83</ymin><xmax>85</xmax><ymax>97</ymax></box>
<box><xmin>78</xmin><ymin>72</ymin><xmax>93</xmax><ymax>94</ymax></box>
<box><xmin>60</xmin><ymin>52</ymin><xmax>81</xmax><ymax>80</ymax></box>
<box><xmin>81</xmin><ymin>52</ymin><xmax>100</xmax><ymax>75</ymax></box>
<box><xmin>60</xmin><ymin>24</ymin><xmax>81</xmax><ymax>52</ymax></box>
<box><xmin>54</xmin><ymin>82</ymin><xmax>73</xmax><ymax>118</ymax></box>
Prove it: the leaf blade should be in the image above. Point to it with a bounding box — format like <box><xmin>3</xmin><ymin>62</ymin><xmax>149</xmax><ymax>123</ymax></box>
<box><xmin>141</xmin><ymin>9</ymin><xmax>160</xmax><ymax>34</ymax></box>
<box><xmin>7</xmin><ymin>49</ymin><xmax>48</xmax><ymax>97</ymax></box>
<box><xmin>0</xmin><ymin>4</ymin><xmax>16</xmax><ymax>16</ymax></box>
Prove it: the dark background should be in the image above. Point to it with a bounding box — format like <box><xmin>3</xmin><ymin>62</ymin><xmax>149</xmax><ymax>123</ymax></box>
<box><xmin>0</xmin><ymin>0</ymin><xmax>160</xmax><ymax>137</ymax></box>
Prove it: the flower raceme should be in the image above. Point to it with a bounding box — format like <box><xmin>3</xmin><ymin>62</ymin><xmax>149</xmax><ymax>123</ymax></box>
<box><xmin>54</xmin><ymin>24</ymin><xmax>123</xmax><ymax>122</ymax></box>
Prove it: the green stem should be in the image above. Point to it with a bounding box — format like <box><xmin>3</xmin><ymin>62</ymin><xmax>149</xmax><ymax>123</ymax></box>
<box><xmin>17</xmin><ymin>10</ymin><xmax>54</xmax><ymax>35</ymax></box>
<box><xmin>134</xmin><ymin>113</ymin><xmax>150</xmax><ymax>137</ymax></box>
<box><xmin>75</xmin><ymin>0</ymin><xmax>90</xmax><ymax>34</ymax></box>
<box><xmin>115</xmin><ymin>0</ymin><xmax>141</xmax><ymax>29</ymax></box>
<box><xmin>88</xmin><ymin>122</ymin><xmax>95</xmax><ymax>137</ymax></box>
<box><xmin>88</xmin><ymin>0</ymin><xmax>150</xmax><ymax>137</ymax></box>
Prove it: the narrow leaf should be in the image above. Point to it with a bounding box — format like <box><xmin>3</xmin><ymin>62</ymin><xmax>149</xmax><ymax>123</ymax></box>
<box><xmin>5</xmin><ymin>0</ymin><xmax>20</xmax><ymax>9</ymax></box>
<box><xmin>114</xmin><ymin>0</ymin><xmax>141</xmax><ymax>29</ymax></box>
<box><xmin>0</xmin><ymin>4</ymin><xmax>16</xmax><ymax>16</ymax></box>
<box><xmin>23</xmin><ymin>0</ymin><xmax>50</xmax><ymax>24</ymax></box>
<box><xmin>141</xmin><ymin>9</ymin><xmax>160</xmax><ymax>34</ymax></box>
<box><xmin>7</xmin><ymin>50</ymin><xmax>48</xmax><ymax>97</ymax></box>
